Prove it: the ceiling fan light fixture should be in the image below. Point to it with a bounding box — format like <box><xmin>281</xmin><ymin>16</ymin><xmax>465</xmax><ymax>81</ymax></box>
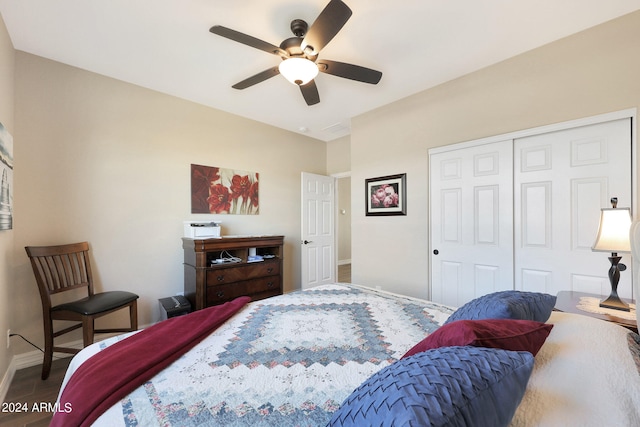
<box><xmin>278</xmin><ymin>57</ymin><xmax>318</xmax><ymax>86</ymax></box>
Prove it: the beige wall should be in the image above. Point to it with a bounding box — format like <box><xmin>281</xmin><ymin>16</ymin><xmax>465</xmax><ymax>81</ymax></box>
<box><xmin>351</xmin><ymin>11</ymin><xmax>640</xmax><ymax>300</ymax></box>
<box><xmin>326</xmin><ymin>135</ymin><xmax>350</xmax><ymax>175</ymax></box>
<box><xmin>0</xmin><ymin>13</ymin><xmax>15</xmax><ymax>389</ymax></box>
<box><xmin>9</xmin><ymin>52</ymin><xmax>326</xmax><ymax>358</ymax></box>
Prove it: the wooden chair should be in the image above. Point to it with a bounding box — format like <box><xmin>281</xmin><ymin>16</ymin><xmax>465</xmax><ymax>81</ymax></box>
<box><xmin>25</xmin><ymin>242</ymin><xmax>139</xmax><ymax>379</ymax></box>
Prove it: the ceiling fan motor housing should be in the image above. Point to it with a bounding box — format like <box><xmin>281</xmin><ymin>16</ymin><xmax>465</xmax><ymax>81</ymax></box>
<box><xmin>280</xmin><ymin>20</ymin><xmax>319</xmax><ymax>61</ymax></box>
<box><xmin>290</xmin><ymin>19</ymin><xmax>308</xmax><ymax>37</ymax></box>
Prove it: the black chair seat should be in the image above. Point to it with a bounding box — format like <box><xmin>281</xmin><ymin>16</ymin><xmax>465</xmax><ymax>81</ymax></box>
<box><xmin>53</xmin><ymin>291</ymin><xmax>139</xmax><ymax>315</ymax></box>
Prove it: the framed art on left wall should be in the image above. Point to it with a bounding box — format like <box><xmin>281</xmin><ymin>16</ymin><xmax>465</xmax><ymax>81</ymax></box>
<box><xmin>0</xmin><ymin>122</ymin><xmax>13</xmax><ymax>230</ymax></box>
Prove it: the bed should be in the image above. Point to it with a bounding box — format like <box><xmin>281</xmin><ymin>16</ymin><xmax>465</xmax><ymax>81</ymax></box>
<box><xmin>53</xmin><ymin>283</ymin><xmax>640</xmax><ymax>427</ymax></box>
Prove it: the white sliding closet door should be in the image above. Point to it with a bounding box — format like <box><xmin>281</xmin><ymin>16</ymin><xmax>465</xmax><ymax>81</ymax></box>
<box><xmin>430</xmin><ymin>140</ymin><xmax>514</xmax><ymax>307</ymax></box>
<box><xmin>514</xmin><ymin>118</ymin><xmax>632</xmax><ymax>297</ymax></box>
<box><xmin>429</xmin><ymin>115</ymin><xmax>633</xmax><ymax>306</ymax></box>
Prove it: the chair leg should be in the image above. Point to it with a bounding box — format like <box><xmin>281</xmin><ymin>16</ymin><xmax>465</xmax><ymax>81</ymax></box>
<box><xmin>41</xmin><ymin>315</ymin><xmax>54</xmax><ymax>380</ymax></box>
<box><xmin>82</xmin><ymin>317</ymin><xmax>94</xmax><ymax>347</ymax></box>
<box><xmin>130</xmin><ymin>300</ymin><xmax>138</xmax><ymax>331</ymax></box>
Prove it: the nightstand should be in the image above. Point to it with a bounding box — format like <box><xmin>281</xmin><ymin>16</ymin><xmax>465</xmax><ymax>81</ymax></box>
<box><xmin>555</xmin><ymin>291</ymin><xmax>637</xmax><ymax>333</ymax></box>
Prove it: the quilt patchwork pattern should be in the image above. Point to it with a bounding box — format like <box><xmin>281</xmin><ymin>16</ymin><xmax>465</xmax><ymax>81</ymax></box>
<box><xmin>214</xmin><ymin>302</ymin><xmax>394</xmax><ymax>369</ymax></box>
<box><xmin>90</xmin><ymin>284</ymin><xmax>452</xmax><ymax>427</ymax></box>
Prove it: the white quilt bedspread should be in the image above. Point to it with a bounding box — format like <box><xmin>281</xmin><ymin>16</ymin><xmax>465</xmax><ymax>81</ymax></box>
<box><xmin>58</xmin><ymin>285</ymin><xmax>640</xmax><ymax>426</ymax></box>
<box><xmin>59</xmin><ymin>284</ymin><xmax>452</xmax><ymax>426</ymax></box>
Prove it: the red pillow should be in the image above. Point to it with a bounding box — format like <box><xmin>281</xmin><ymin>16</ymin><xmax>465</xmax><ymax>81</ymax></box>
<box><xmin>402</xmin><ymin>319</ymin><xmax>553</xmax><ymax>359</ymax></box>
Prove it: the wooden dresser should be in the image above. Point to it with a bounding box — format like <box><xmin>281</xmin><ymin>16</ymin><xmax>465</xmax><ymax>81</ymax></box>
<box><xmin>182</xmin><ymin>235</ymin><xmax>284</xmax><ymax>310</ymax></box>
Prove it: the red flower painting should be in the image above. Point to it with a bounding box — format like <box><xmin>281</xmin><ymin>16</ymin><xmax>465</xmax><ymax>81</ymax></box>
<box><xmin>191</xmin><ymin>164</ymin><xmax>259</xmax><ymax>215</ymax></box>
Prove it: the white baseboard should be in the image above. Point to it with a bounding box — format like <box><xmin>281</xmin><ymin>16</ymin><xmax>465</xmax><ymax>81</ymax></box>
<box><xmin>14</xmin><ymin>347</ymin><xmax>77</xmax><ymax>370</ymax></box>
<box><xmin>0</xmin><ymin>356</ymin><xmax>16</xmax><ymax>404</ymax></box>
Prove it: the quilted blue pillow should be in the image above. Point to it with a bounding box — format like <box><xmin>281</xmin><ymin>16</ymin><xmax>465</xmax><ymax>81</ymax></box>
<box><xmin>328</xmin><ymin>346</ymin><xmax>534</xmax><ymax>427</ymax></box>
<box><xmin>444</xmin><ymin>290</ymin><xmax>556</xmax><ymax>325</ymax></box>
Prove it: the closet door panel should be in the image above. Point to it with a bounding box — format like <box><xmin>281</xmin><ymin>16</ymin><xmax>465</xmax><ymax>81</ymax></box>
<box><xmin>521</xmin><ymin>182</ymin><xmax>552</xmax><ymax>248</ymax></box>
<box><xmin>430</xmin><ymin>140</ymin><xmax>514</xmax><ymax>306</ymax></box>
<box><xmin>521</xmin><ymin>269</ymin><xmax>552</xmax><ymax>293</ymax></box>
<box><xmin>514</xmin><ymin>118</ymin><xmax>632</xmax><ymax>298</ymax></box>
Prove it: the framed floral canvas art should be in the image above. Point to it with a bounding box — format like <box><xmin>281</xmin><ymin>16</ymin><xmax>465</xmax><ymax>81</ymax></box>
<box><xmin>365</xmin><ymin>173</ymin><xmax>406</xmax><ymax>216</ymax></box>
<box><xmin>191</xmin><ymin>164</ymin><xmax>259</xmax><ymax>215</ymax></box>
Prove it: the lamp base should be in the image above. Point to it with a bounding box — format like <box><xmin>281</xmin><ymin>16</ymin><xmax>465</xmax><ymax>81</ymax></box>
<box><xmin>599</xmin><ymin>294</ymin><xmax>630</xmax><ymax>312</ymax></box>
<box><xmin>599</xmin><ymin>254</ymin><xmax>631</xmax><ymax>312</ymax></box>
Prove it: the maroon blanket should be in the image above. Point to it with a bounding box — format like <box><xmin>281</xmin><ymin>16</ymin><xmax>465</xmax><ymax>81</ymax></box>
<box><xmin>51</xmin><ymin>296</ymin><xmax>251</xmax><ymax>427</ymax></box>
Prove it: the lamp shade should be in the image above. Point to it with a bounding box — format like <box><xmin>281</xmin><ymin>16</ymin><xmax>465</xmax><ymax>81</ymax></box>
<box><xmin>592</xmin><ymin>207</ymin><xmax>632</xmax><ymax>253</ymax></box>
<box><xmin>278</xmin><ymin>57</ymin><xmax>318</xmax><ymax>86</ymax></box>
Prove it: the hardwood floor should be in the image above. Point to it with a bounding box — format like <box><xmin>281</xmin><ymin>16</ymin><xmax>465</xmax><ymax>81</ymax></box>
<box><xmin>338</xmin><ymin>263</ymin><xmax>351</xmax><ymax>283</ymax></box>
<box><xmin>0</xmin><ymin>357</ymin><xmax>71</xmax><ymax>427</ymax></box>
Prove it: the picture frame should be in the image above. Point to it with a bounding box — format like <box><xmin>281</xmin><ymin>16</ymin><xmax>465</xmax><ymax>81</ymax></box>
<box><xmin>191</xmin><ymin>164</ymin><xmax>259</xmax><ymax>215</ymax></box>
<box><xmin>365</xmin><ymin>173</ymin><xmax>406</xmax><ymax>216</ymax></box>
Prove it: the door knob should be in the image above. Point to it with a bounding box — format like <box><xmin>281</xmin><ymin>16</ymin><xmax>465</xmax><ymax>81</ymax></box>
<box><xmin>302</xmin><ymin>240</ymin><xmax>313</xmax><ymax>245</ymax></box>
<box><xmin>433</xmin><ymin>249</ymin><xmax>439</xmax><ymax>255</ymax></box>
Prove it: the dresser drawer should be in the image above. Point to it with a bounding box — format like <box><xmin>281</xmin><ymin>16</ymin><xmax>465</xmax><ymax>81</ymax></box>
<box><xmin>245</xmin><ymin>276</ymin><xmax>280</xmax><ymax>295</ymax></box>
<box><xmin>206</xmin><ymin>261</ymin><xmax>280</xmax><ymax>285</ymax></box>
<box><xmin>206</xmin><ymin>282</ymin><xmax>248</xmax><ymax>305</ymax></box>
<box><xmin>206</xmin><ymin>276</ymin><xmax>281</xmax><ymax>305</ymax></box>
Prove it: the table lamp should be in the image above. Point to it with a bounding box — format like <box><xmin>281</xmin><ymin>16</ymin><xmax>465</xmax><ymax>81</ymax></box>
<box><xmin>592</xmin><ymin>197</ymin><xmax>632</xmax><ymax>311</ymax></box>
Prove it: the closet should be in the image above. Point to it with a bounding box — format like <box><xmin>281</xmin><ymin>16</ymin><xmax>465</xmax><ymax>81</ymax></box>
<box><xmin>429</xmin><ymin>112</ymin><xmax>634</xmax><ymax>307</ymax></box>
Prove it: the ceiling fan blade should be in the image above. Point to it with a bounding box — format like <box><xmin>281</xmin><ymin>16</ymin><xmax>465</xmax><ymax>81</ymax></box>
<box><xmin>301</xmin><ymin>0</ymin><xmax>352</xmax><ymax>54</ymax></box>
<box><xmin>232</xmin><ymin>67</ymin><xmax>280</xmax><ymax>90</ymax></box>
<box><xmin>299</xmin><ymin>80</ymin><xmax>320</xmax><ymax>106</ymax></box>
<box><xmin>317</xmin><ymin>59</ymin><xmax>382</xmax><ymax>84</ymax></box>
<box><xmin>210</xmin><ymin>25</ymin><xmax>287</xmax><ymax>57</ymax></box>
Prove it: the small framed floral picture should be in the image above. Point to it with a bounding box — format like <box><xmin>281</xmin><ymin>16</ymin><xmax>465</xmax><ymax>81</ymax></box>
<box><xmin>365</xmin><ymin>173</ymin><xmax>406</xmax><ymax>216</ymax></box>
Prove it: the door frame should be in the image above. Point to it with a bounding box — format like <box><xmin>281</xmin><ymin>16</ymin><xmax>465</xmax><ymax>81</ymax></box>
<box><xmin>333</xmin><ymin>171</ymin><xmax>351</xmax><ymax>278</ymax></box>
<box><xmin>428</xmin><ymin>108</ymin><xmax>637</xmax><ymax>300</ymax></box>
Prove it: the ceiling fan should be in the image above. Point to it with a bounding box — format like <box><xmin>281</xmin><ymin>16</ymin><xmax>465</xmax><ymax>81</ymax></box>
<box><xmin>209</xmin><ymin>0</ymin><xmax>382</xmax><ymax>106</ymax></box>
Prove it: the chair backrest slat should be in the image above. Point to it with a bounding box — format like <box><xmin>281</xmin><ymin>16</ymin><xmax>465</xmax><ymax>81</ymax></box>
<box><xmin>25</xmin><ymin>242</ymin><xmax>93</xmax><ymax>298</ymax></box>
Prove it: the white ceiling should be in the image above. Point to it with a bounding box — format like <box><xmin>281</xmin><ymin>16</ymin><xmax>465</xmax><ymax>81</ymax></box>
<box><xmin>1</xmin><ymin>0</ymin><xmax>639</xmax><ymax>141</ymax></box>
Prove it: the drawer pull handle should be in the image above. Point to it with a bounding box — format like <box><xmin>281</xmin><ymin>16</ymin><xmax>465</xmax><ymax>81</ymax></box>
<box><xmin>267</xmin><ymin>282</ymin><xmax>274</xmax><ymax>288</ymax></box>
<box><xmin>267</xmin><ymin>268</ymin><xmax>273</xmax><ymax>273</ymax></box>
<box><xmin>217</xmin><ymin>275</ymin><xmax>225</xmax><ymax>281</ymax></box>
<box><xmin>217</xmin><ymin>291</ymin><xmax>224</xmax><ymax>298</ymax></box>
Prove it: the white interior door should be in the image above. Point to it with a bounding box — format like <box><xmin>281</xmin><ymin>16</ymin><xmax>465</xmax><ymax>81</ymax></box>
<box><xmin>301</xmin><ymin>172</ymin><xmax>336</xmax><ymax>289</ymax></box>
<box><xmin>430</xmin><ymin>140</ymin><xmax>514</xmax><ymax>307</ymax></box>
<box><xmin>514</xmin><ymin>118</ymin><xmax>633</xmax><ymax>297</ymax></box>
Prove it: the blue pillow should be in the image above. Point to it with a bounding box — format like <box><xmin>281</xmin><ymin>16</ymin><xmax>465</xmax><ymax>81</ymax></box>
<box><xmin>444</xmin><ymin>290</ymin><xmax>556</xmax><ymax>325</ymax></box>
<box><xmin>329</xmin><ymin>346</ymin><xmax>534</xmax><ymax>427</ymax></box>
